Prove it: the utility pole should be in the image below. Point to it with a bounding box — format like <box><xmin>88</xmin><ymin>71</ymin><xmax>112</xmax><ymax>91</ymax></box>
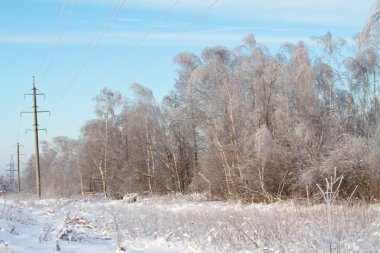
<box><xmin>16</xmin><ymin>142</ymin><xmax>24</xmax><ymax>193</ymax></box>
<box><xmin>32</xmin><ymin>76</ymin><xmax>41</xmax><ymax>198</ymax></box>
<box><xmin>6</xmin><ymin>156</ymin><xmax>16</xmax><ymax>192</ymax></box>
<box><xmin>21</xmin><ymin>77</ymin><xmax>49</xmax><ymax>198</ymax></box>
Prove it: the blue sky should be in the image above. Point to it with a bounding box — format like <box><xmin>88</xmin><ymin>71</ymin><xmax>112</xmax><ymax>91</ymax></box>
<box><xmin>0</xmin><ymin>0</ymin><xmax>376</xmax><ymax>175</ymax></box>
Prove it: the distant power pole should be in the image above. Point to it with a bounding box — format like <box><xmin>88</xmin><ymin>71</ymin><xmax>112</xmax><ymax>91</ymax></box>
<box><xmin>6</xmin><ymin>156</ymin><xmax>16</xmax><ymax>191</ymax></box>
<box><xmin>16</xmin><ymin>142</ymin><xmax>24</xmax><ymax>193</ymax></box>
<box><xmin>21</xmin><ymin>77</ymin><xmax>50</xmax><ymax>198</ymax></box>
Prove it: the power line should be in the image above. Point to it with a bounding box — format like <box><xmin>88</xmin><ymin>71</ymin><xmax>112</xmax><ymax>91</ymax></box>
<box><xmin>57</xmin><ymin>0</ymin><xmax>182</xmax><ymax>116</ymax></box>
<box><xmin>53</xmin><ymin>0</ymin><xmax>128</xmax><ymax>111</ymax></box>
<box><xmin>41</xmin><ymin>0</ymin><xmax>124</xmax><ymax>147</ymax></box>
<box><xmin>46</xmin><ymin>0</ymin><xmax>218</xmax><ymax>147</ymax></box>
<box><xmin>80</xmin><ymin>0</ymin><xmax>122</xmax><ymax>58</ymax></box>
<box><xmin>38</xmin><ymin>0</ymin><xmax>79</xmax><ymax>146</ymax></box>
<box><xmin>60</xmin><ymin>0</ymin><xmax>217</xmax><ymax>119</ymax></box>
<box><xmin>39</xmin><ymin>0</ymin><xmax>77</xmax><ymax>89</ymax></box>
<box><xmin>43</xmin><ymin>0</ymin><xmax>126</xmax><ymax>148</ymax></box>
<box><xmin>36</xmin><ymin>0</ymin><xmax>68</xmax><ymax>77</ymax></box>
<box><xmin>117</xmin><ymin>0</ymin><xmax>219</xmax><ymax>90</ymax></box>
<box><xmin>100</xmin><ymin>0</ymin><xmax>181</xmax><ymax>84</ymax></box>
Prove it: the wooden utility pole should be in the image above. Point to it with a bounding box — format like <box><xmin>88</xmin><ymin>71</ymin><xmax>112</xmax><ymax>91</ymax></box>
<box><xmin>22</xmin><ymin>77</ymin><xmax>49</xmax><ymax>198</ymax></box>
<box><xmin>32</xmin><ymin>77</ymin><xmax>41</xmax><ymax>198</ymax></box>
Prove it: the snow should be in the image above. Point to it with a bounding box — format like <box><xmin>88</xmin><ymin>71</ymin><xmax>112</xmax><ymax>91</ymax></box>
<box><xmin>0</xmin><ymin>194</ymin><xmax>379</xmax><ymax>252</ymax></box>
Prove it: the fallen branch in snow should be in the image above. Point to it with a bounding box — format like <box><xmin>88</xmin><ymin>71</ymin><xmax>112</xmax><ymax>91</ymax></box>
<box><xmin>66</xmin><ymin>217</ymin><xmax>94</xmax><ymax>229</ymax></box>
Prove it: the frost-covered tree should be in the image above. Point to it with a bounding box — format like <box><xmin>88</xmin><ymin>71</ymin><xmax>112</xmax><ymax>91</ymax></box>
<box><xmin>22</xmin><ymin>5</ymin><xmax>380</xmax><ymax>201</ymax></box>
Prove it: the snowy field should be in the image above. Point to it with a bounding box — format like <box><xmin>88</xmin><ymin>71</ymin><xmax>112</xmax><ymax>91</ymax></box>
<box><xmin>0</xmin><ymin>194</ymin><xmax>379</xmax><ymax>253</ymax></box>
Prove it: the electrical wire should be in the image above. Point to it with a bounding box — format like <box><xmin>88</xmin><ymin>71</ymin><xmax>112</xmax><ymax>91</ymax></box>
<box><xmin>58</xmin><ymin>0</ymin><xmax>182</xmax><ymax>115</ymax></box>
<box><xmin>32</xmin><ymin>0</ymin><xmax>75</xmax><ymax>149</ymax></box>
<box><xmin>52</xmin><ymin>0</ymin><xmax>128</xmax><ymax>111</ymax></box>
<box><xmin>36</xmin><ymin>0</ymin><xmax>68</xmax><ymax>77</ymax></box>
<box><xmin>47</xmin><ymin>0</ymin><xmax>218</xmax><ymax>147</ymax></box>
<box><xmin>39</xmin><ymin>0</ymin><xmax>77</xmax><ymax>89</ymax></box>
<box><xmin>117</xmin><ymin>0</ymin><xmax>219</xmax><ymax>90</ymax></box>
<box><xmin>69</xmin><ymin>0</ymin><xmax>219</xmax><ymax>122</ymax></box>
<box><xmin>42</xmin><ymin>0</ymin><xmax>126</xmax><ymax>145</ymax></box>
<box><xmin>41</xmin><ymin>0</ymin><xmax>122</xmax><ymax>145</ymax></box>
<box><xmin>75</xmin><ymin>0</ymin><xmax>122</xmax><ymax>69</ymax></box>
<box><xmin>100</xmin><ymin>0</ymin><xmax>181</xmax><ymax>84</ymax></box>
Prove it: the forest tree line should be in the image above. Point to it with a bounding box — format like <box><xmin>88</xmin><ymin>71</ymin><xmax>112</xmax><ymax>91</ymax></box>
<box><xmin>23</xmin><ymin>6</ymin><xmax>380</xmax><ymax>202</ymax></box>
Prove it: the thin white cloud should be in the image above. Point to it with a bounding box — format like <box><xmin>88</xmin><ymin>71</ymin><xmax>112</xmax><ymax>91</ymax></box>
<box><xmin>38</xmin><ymin>0</ymin><xmax>374</xmax><ymax>26</ymax></box>
<box><xmin>202</xmin><ymin>26</ymin><xmax>314</xmax><ymax>34</ymax></box>
<box><xmin>211</xmin><ymin>0</ymin><xmax>373</xmax><ymax>26</ymax></box>
<box><xmin>0</xmin><ymin>30</ymin><xmax>312</xmax><ymax>47</ymax></box>
<box><xmin>57</xmin><ymin>0</ymin><xmax>374</xmax><ymax>26</ymax></box>
<box><xmin>0</xmin><ymin>35</ymin><xmax>49</xmax><ymax>44</ymax></box>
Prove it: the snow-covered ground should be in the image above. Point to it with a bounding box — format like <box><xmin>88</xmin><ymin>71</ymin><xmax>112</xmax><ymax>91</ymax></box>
<box><xmin>0</xmin><ymin>193</ymin><xmax>379</xmax><ymax>253</ymax></box>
